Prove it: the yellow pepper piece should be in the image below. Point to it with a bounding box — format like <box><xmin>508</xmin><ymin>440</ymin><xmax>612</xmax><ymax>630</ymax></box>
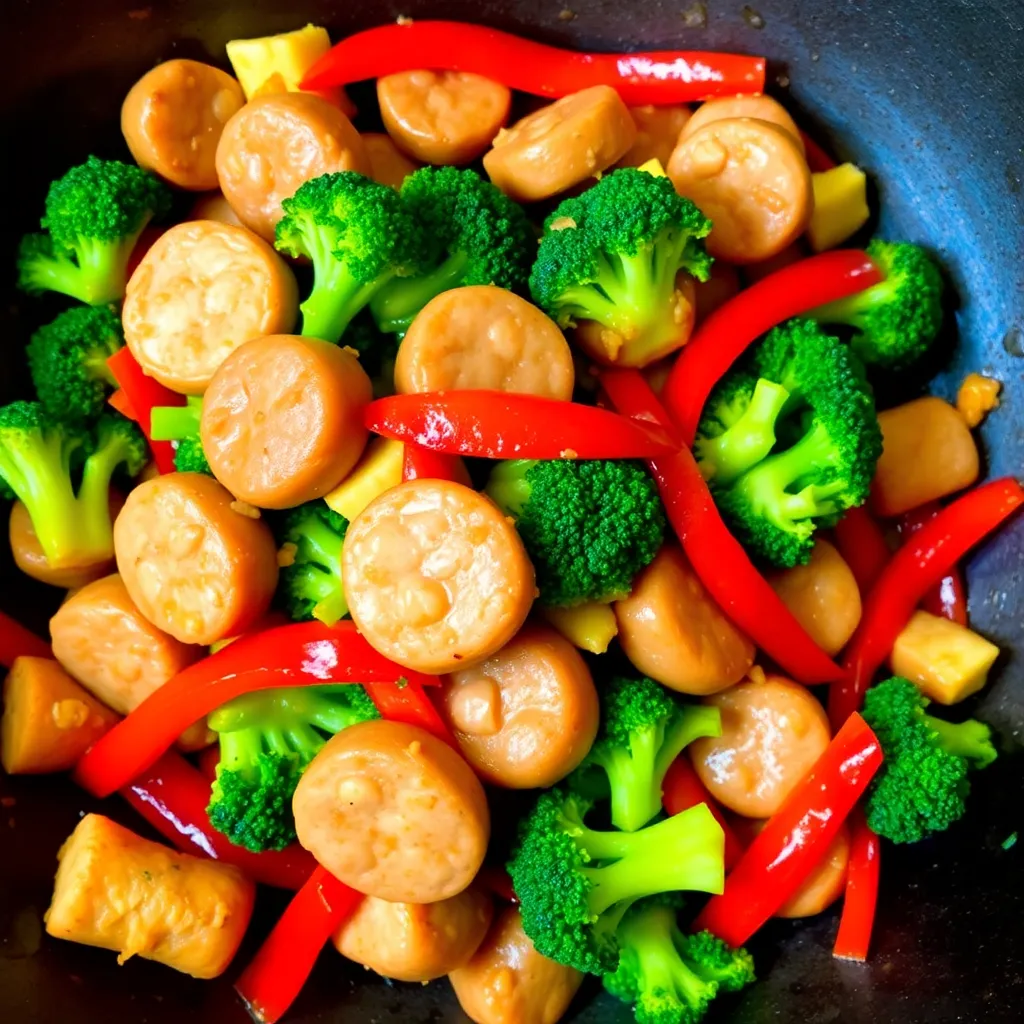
<box><xmin>806</xmin><ymin>163</ymin><xmax>870</xmax><ymax>252</ymax></box>
<box><xmin>227</xmin><ymin>24</ymin><xmax>334</xmax><ymax>100</ymax></box>
<box><xmin>956</xmin><ymin>373</ymin><xmax>1002</xmax><ymax>428</ymax></box>
<box><xmin>637</xmin><ymin>158</ymin><xmax>668</xmax><ymax>178</ymax></box>
<box><xmin>324</xmin><ymin>437</ymin><xmax>405</xmax><ymax>521</ymax></box>
<box><xmin>542</xmin><ymin>602</ymin><xmax>619</xmax><ymax>655</ymax></box>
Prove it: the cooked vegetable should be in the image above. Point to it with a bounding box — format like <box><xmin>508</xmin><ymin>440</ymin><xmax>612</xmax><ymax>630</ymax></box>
<box><xmin>508</xmin><ymin>788</ymin><xmax>724</xmax><ymax>974</ymax></box>
<box><xmin>806</xmin><ymin>164</ymin><xmax>871</xmax><ymax>253</ymax></box>
<box><xmin>207</xmin><ymin>683</ymin><xmax>379</xmax><ymax>852</ymax></box>
<box><xmin>274</xmin><ymin>171</ymin><xmax>423</xmax><ymax>343</ymax></box>
<box><xmin>486</xmin><ymin>459</ymin><xmax>666</xmax><ymax>606</ymax></box>
<box><xmin>323</xmin><ymin>436</ymin><xmax>404</xmax><ymax>520</ymax></box>
<box><xmin>150</xmin><ymin>397</ymin><xmax>211</xmax><ymax>474</ymax></box>
<box><xmin>275</xmin><ymin>501</ymin><xmax>349</xmax><ymax>625</ymax></box>
<box><xmin>808</xmin><ymin>240</ymin><xmax>944</xmax><ymax>370</ymax></box>
<box><xmin>661</xmin><ymin>756</ymin><xmax>744</xmax><ymax>871</ymax></box>
<box><xmin>0</xmin><ymin>609</ymin><xmax>51</xmax><ymax>669</ymax></box>
<box><xmin>832</xmin><ymin>811</ymin><xmax>880</xmax><ymax>963</ymax></box>
<box><xmin>26</xmin><ymin>305</ymin><xmax>123</xmax><ymax>421</ymax></box>
<box><xmin>0</xmin><ymin>403</ymin><xmax>146</xmax><ymax>569</ymax></box>
<box><xmin>17</xmin><ymin>156</ymin><xmax>171</xmax><ymax>305</ymax></box>
<box><xmin>860</xmin><ymin>676</ymin><xmax>997</xmax><ymax>844</ymax></box>
<box><xmin>542</xmin><ymin>600</ymin><xmax>619</xmax><ymax>655</ymax></box>
<box><xmin>574</xmin><ymin>676</ymin><xmax>721</xmax><ymax>832</ymax></box>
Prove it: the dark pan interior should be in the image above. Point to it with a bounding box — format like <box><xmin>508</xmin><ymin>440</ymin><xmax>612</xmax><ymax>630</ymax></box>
<box><xmin>1</xmin><ymin>1</ymin><xmax>1022</xmax><ymax>1021</ymax></box>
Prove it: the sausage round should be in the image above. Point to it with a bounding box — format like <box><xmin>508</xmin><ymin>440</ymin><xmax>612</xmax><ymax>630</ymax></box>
<box><xmin>483</xmin><ymin>85</ymin><xmax>637</xmax><ymax>202</ymax></box>
<box><xmin>343</xmin><ymin>480</ymin><xmax>536</xmax><ymax>674</ymax></box>
<box><xmin>689</xmin><ymin>673</ymin><xmax>832</xmax><ymax>818</ymax></box>
<box><xmin>201</xmin><ymin>334</ymin><xmax>371</xmax><ymax>509</ymax></box>
<box><xmin>448</xmin><ymin>906</ymin><xmax>585</xmax><ymax>1024</ymax></box>
<box><xmin>113</xmin><ymin>474</ymin><xmax>279</xmax><ymax>646</ymax></box>
<box><xmin>614</xmin><ymin>545</ymin><xmax>755</xmax><ymax>695</ymax></box>
<box><xmin>362</xmin><ymin>132</ymin><xmax>420</xmax><ymax>190</ymax></box>
<box><xmin>667</xmin><ymin>117</ymin><xmax>813</xmax><ymax>264</ymax></box>
<box><xmin>188</xmin><ymin>191</ymin><xmax>244</xmax><ymax>227</ymax></box>
<box><xmin>121</xmin><ymin>59</ymin><xmax>245</xmax><ymax>191</ymax></box>
<box><xmin>332</xmin><ymin>886</ymin><xmax>493</xmax><ymax>982</ymax></box>
<box><xmin>378</xmin><ymin>70</ymin><xmax>511</xmax><ymax>166</ymax></box>
<box><xmin>395</xmin><ymin>286</ymin><xmax>575</xmax><ymax>399</ymax></box>
<box><xmin>215</xmin><ymin>92</ymin><xmax>370</xmax><ymax>242</ymax></box>
<box><xmin>123</xmin><ymin>220</ymin><xmax>299</xmax><ymax>395</ymax></box>
<box><xmin>681</xmin><ymin>96</ymin><xmax>804</xmax><ymax>152</ymax></box>
<box><xmin>439</xmin><ymin>623</ymin><xmax>600</xmax><ymax>789</ymax></box>
<box><xmin>292</xmin><ymin>720</ymin><xmax>490</xmax><ymax>903</ymax></box>
<box><xmin>617</xmin><ymin>104</ymin><xmax>693</xmax><ymax>169</ymax></box>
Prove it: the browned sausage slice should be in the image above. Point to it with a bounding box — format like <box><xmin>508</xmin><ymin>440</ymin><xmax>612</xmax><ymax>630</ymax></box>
<box><xmin>362</xmin><ymin>132</ymin><xmax>421</xmax><ymax>190</ymax></box>
<box><xmin>617</xmin><ymin>104</ymin><xmax>693</xmax><ymax>169</ymax></box>
<box><xmin>188</xmin><ymin>191</ymin><xmax>244</xmax><ymax>227</ymax></box>
<box><xmin>292</xmin><ymin>720</ymin><xmax>490</xmax><ymax>903</ymax></box>
<box><xmin>681</xmin><ymin>95</ymin><xmax>804</xmax><ymax>151</ymax></box>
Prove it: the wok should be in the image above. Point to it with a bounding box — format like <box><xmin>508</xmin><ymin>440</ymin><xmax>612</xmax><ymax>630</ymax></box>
<box><xmin>1</xmin><ymin>1</ymin><xmax>1022</xmax><ymax>1021</ymax></box>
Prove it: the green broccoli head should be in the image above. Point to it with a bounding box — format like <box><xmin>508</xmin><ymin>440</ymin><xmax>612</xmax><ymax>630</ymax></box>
<box><xmin>508</xmin><ymin>788</ymin><xmax>725</xmax><ymax>975</ymax></box>
<box><xmin>370</xmin><ymin>166</ymin><xmax>535</xmax><ymax>334</ymax></box>
<box><xmin>530</xmin><ymin>169</ymin><xmax>712</xmax><ymax>366</ymax></box>
<box><xmin>575</xmin><ymin>677</ymin><xmax>722</xmax><ymax>832</ymax></box>
<box><xmin>485</xmin><ymin>459</ymin><xmax>666</xmax><ymax>607</ymax></box>
<box><xmin>275</xmin><ymin>502</ymin><xmax>350</xmax><ymax>625</ymax></box>
<box><xmin>149</xmin><ymin>398</ymin><xmax>212</xmax><ymax>475</ymax></box>
<box><xmin>710</xmin><ymin>319</ymin><xmax>882</xmax><ymax>568</ymax></box>
<box><xmin>207</xmin><ymin>683</ymin><xmax>380</xmax><ymax>852</ymax></box>
<box><xmin>18</xmin><ymin>156</ymin><xmax>171</xmax><ymax>305</ymax></box>
<box><xmin>861</xmin><ymin>676</ymin><xmax>998</xmax><ymax>844</ymax></box>
<box><xmin>808</xmin><ymin>240</ymin><xmax>945</xmax><ymax>371</ymax></box>
<box><xmin>173</xmin><ymin>436</ymin><xmax>212</xmax><ymax>475</ymax></box>
<box><xmin>26</xmin><ymin>305</ymin><xmax>123</xmax><ymax>421</ymax></box>
<box><xmin>275</xmin><ymin>171</ymin><xmax>425</xmax><ymax>343</ymax></box>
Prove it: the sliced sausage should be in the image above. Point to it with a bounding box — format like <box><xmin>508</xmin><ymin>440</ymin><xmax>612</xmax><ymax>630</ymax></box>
<box><xmin>121</xmin><ymin>59</ymin><xmax>245</xmax><ymax>191</ymax></box>
<box><xmin>123</xmin><ymin>220</ymin><xmax>299</xmax><ymax>395</ymax></box>
<box><xmin>215</xmin><ymin>92</ymin><xmax>370</xmax><ymax>241</ymax></box>
<box><xmin>362</xmin><ymin>132</ymin><xmax>421</xmax><ymax>190</ymax></box>
<box><xmin>45</xmin><ymin>814</ymin><xmax>254</xmax><ymax>978</ymax></box>
<box><xmin>49</xmin><ymin>573</ymin><xmax>209</xmax><ymax>748</ymax></box>
<box><xmin>201</xmin><ymin>334</ymin><xmax>371</xmax><ymax>509</ymax></box>
<box><xmin>448</xmin><ymin>906</ymin><xmax>585</xmax><ymax>1024</ymax></box>
<box><xmin>667</xmin><ymin>117</ymin><xmax>813</xmax><ymax>264</ymax></box>
<box><xmin>343</xmin><ymin>480</ymin><xmax>536</xmax><ymax>675</ymax></box>
<box><xmin>113</xmin><ymin>474</ymin><xmax>279</xmax><ymax>646</ymax></box>
<box><xmin>617</xmin><ymin>104</ymin><xmax>693</xmax><ymax>169</ymax></box>
<box><xmin>689</xmin><ymin>673</ymin><xmax>832</xmax><ymax>818</ymax></box>
<box><xmin>768</xmin><ymin>539</ymin><xmax>862</xmax><ymax>656</ymax></box>
<box><xmin>332</xmin><ymin>886</ymin><xmax>493</xmax><ymax>982</ymax></box>
<box><xmin>188</xmin><ymin>191</ymin><xmax>244</xmax><ymax>227</ymax></box>
<box><xmin>483</xmin><ymin>85</ymin><xmax>637</xmax><ymax>202</ymax></box>
<box><xmin>681</xmin><ymin>95</ymin><xmax>804</xmax><ymax>152</ymax></box>
<box><xmin>396</xmin><ymin>286</ymin><xmax>575</xmax><ymax>399</ymax></box>
<box><xmin>378</xmin><ymin>71</ymin><xmax>511</xmax><ymax>166</ymax></box>
<box><xmin>614</xmin><ymin>545</ymin><xmax>755</xmax><ymax>695</ymax></box>
<box><xmin>293</xmin><ymin>720</ymin><xmax>490</xmax><ymax>903</ymax></box>
<box><xmin>439</xmin><ymin>623</ymin><xmax>600</xmax><ymax>789</ymax></box>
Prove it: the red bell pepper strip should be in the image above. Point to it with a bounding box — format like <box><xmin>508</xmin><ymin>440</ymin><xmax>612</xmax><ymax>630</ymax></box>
<box><xmin>402</xmin><ymin>444</ymin><xmax>471</xmax><ymax>484</ymax></box>
<box><xmin>663</xmin><ymin>251</ymin><xmax>884</xmax><ymax>445</ymax></box>
<box><xmin>0</xmin><ymin>610</ymin><xmax>52</xmax><ymax>669</ymax></box>
<box><xmin>106</xmin><ymin>346</ymin><xmax>184</xmax><ymax>474</ymax></box>
<box><xmin>828</xmin><ymin>478</ymin><xmax>1024</xmax><ymax>730</ymax></box>
<box><xmin>366</xmin><ymin>390</ymin><xmax>679</xmax><ymax>461</ymax></box>
<box><xmin>833</xmin><ymin>506</ymin><xmax>891</xmax><ymax>597</ymax></box>
<box><xmin>833</xmin><ymin>809</ymin><xmax>881</xmax><ymax>961</ymax></box>
<box><xmin>121</xmin><ymin>751</ymin><xmax>315</xmax><ymax>890</ymax></box>
<box><xmin>478</xmin><ymin>865</ymin><xmax>518</xmax><ymax>904</ymax></box>
<box><xmin>107</xmin><ymin>388</ymin><xmax>138</xmax><ymax>422</ymax></box>
<box><xmin>662</xmin><ymin>756</ymin><xmax>745</xmax><ymax>871</ymax></box>
<box><xmin>363</xmin><ymin>678</ymin><xmax>457</xmax><ymax>747</ymax></box>
<box><xmin>600</xmin><ymin>370</ymin><xmax>843</xmax><ymax>685</ymax></box>
<box><xmin>899</xmin><ymin>503</ymin><xmax>969</xmax><ymax>625</ymax></box>
<box><xmin>302</xmin><ymin>21</ymin><xmax>765</xmax><ymax>106</ymax></box>
<box><xmin>800</xmin><ymin>130</ymin><xmax>837</xmax><ymax>173</ymax></box>
<box><xmin>74</xmin><ymin>620</ymin><xmax>435</xmax><ymax>798</ymax></box>
<box><xmin>236</xmin><ymin>865</ymin><xmax>362</xmax><ymax>1024</ymax></box>
<box><xmin>692</xmin><ymin>712</ymin><xmax>882</xmax><ymax>946</ymax></box>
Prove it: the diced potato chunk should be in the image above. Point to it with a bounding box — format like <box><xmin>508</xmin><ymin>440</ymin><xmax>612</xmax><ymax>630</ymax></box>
<box><xmin>323</xmin><ymin>437</ymin><xmax>405</xmax><ymax>521</ymax></box>
<box><xmin>806</xmin><ymin>163</ymin><xmax>870</xmax><ymax>252</ymax></box>
<box><xmin>542</xmin><ymin>601</ymin><xmax>618</xmax><ymax>655</ymax></box>
<box><xmin>956</xmin><ymin>373</ymin><xmax>1001</xmax><ymax>428</ymax></box>
<box><xmin>889</xmin><ymin>610</ymin><xmax>999</xmax><ymax>705</ymax></box>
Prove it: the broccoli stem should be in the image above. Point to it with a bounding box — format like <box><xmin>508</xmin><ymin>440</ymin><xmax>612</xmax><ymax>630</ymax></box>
<box><xmin>74</xmin><ymin>234</ymin><xmax>142</xmax><ymax>305</ymax></box>
<box><xmin>27</xmin><ymin>253</ymin><xmax>112</xmax><ymax>306</ymax></box>
<box><xmin>293</xmin><ymin>513</ymin><xmax>348</xmax><ymax>624</ymax></box>
<box><xmin>371</xmin><ymin>251</ymin><xmax>470</xmax><ymax>334</ymax></box>
<box><xmin>484</xmin><ymin>461</ymin><xmax>534</xmax><ymax>517</ymax></box>
<box><xmin>810</xmin><ymin>276</ymin><xmax>897</xmax><ymax>331</ymax></box>
<box><xmin>620</xmin><ymin>904</ymin><xmax>710</xmax><ymax>1008</ymax></box>
<box><xmin>218</xmin><ymin>728</ymin><xmax>262</xmax><ymax>774</ymax></box>
<box><xmin>927</xmin><ymin>716</ymin><xmax>998</xmax><ymax>769</ymax></box>
<box><xmin>150</xmin><ymin>398</ymin><xmax>202</xmax><ymax>442</ymax></box>
<box><xmin>82</xmin><ymin>352</ymin><xmax>119</xmax><ymax>389</ymax></box>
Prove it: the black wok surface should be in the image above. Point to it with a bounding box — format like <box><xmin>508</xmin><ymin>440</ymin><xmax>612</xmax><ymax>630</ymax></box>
<box><xmin>1</xmin><ymin>1</ymin><xmax>1022</xmax><ymax>1021</ymax></box>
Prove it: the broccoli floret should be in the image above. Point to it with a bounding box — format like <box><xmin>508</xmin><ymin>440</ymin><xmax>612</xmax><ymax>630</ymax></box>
<box><xmin>575</xmin><ymin>677</ymin><xmax>722</xmax><ymax>833</ymax></box>
<box><xmin>25</xmin><ymin>305</ymin><xmax>124</xmax><ymax>421</ymax></box>
<box><xmin>275</xmin><ymin>502</ymin><xmax>349</xmax><ymax>625</ymax></box>
<box><xmin>370</xmin><ymin>166</ymin><xmax>535</xmax><ymax>334</ymax></box>
<box><xmin>508</xmin><ymin>788</ymin><xmax>724</xmax><ymax>975</ymax></box>
<box><xmin>808</xmin><ymin>241</ymin><xmax>944</xmax><ymax>371</ymax></box>
<box><xmin>275</xmin><ymin>171</ymin><xmax>425</xmax><ymax>343</ymax></box>
<box><xmin>207</xmin><ymin>683</ymin><xmax>380</xmax><ymax>852</ymax></box>
<box><xmin>530</xmin><ymin>169</ymin><xmax>712</xmax><ymax>366</ymax></box>
<box><xmin>605</xmin><ymin>896</ymin><xmax>755</xmax><ymax>1024</ymax></box>
<box><xmin>485</xmin><ymin>459</ymin><xmax>665</xmax><ymax>606</ymax></box>
<box><xmin>150</xmin><ymin>397</ymin><xmax>212</xmax><ymax>476</ymax></box>
<box><xmin>0</xmin><ymin>403</ymin><xmax>146</xmax><ymax>569</ymax></box>
<box><xmin>173</xmin><ymin>435</ymin><xmax>211</xmax><ymax>475</ymax></box>
<box><xmin>17</xmin><ymin>156</ymin><xmax>171</xmax><ymax>305</ymax></box>
<box><xmin>704</xmin><ymin>319</ymin><xmax>882</xmax><ymax>568</ymax></box>
<box><xmin>861</xmin><ymin>676</ymin><xmax>997</xmax><ymax>844</ymax></box>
